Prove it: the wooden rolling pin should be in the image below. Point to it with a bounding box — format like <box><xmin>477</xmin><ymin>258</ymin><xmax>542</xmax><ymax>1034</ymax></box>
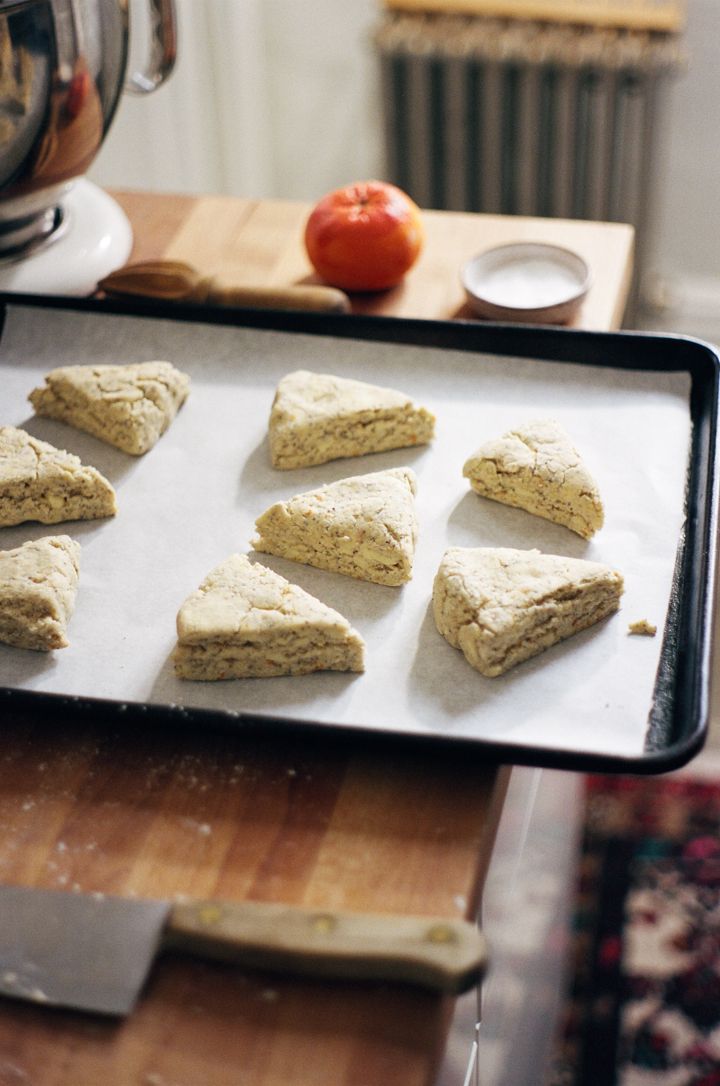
<box><xmin>98</xmin><ymin>260</ymin><xmax>352</xmax><ymax>313</ymax></box>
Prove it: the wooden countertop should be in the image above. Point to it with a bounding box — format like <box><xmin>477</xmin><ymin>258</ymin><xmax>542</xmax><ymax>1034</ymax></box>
<box><xmin>0</xmin><ymin>189</ymin><xmax>633</xmax><ymax>1086</ymax></box>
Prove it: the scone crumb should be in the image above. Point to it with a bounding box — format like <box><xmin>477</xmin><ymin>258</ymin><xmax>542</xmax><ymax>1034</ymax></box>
<box><xmin>628</xmin><ymin>619</ymin><xmax>657</xmax><ymax>637</ymax></box>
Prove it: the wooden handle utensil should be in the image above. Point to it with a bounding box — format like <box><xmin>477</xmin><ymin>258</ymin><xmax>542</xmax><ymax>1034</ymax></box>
<box><xmin>98</xmin><ymin>260</ymin><xmax>352</xmax><ymax>314</ymax></box>
<box><xmin>0</xmin><ymin>886</ymin><xmax>487</xmax><ymax>1015</ymax></box>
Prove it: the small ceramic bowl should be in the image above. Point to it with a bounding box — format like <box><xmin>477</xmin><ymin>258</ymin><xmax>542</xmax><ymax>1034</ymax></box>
<box><xmin>461</xmin><ymin>241</ymin><xmax>592</xmax><ymax>324</ymax></box>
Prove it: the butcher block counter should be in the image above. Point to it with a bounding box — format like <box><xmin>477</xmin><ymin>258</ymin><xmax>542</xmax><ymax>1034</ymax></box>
<box><xmin>0</xmin><ymin>189</ymin><xmax>634</xmax><ymax>1086</ymax></box>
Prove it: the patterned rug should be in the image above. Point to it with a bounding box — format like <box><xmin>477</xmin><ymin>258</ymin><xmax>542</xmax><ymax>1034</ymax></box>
<box><xmin>547</xmin><ymin>773</ymin><xmax>720</xmax><ymax>1085</ymax></box>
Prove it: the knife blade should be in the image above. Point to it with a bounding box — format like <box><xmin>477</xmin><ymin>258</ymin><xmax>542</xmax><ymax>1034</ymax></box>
<box><xmin>97</xmin><ymin>260</ymin><xmax>352</xmax><ymax>313</ymax></box>
<box><xmin>0</xmin><ymin>886</ymin><xmax>486</xmax><ymax>1015</ymax></box>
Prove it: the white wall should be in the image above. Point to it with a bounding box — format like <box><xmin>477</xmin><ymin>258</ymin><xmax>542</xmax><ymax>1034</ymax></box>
<box><xmin>648</xmin><ymin>0</ymin><xmax>720</xmax><ymax>289</ymax></box>
<box><xmin>90</xmin><ymin>0</ymin><xmax>382</xmax><ymax>200</ymax></box>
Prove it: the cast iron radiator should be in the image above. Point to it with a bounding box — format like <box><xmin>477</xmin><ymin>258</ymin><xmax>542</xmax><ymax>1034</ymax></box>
<box><xmin>375</xmin><ymin>12</ymin><xmax>683</xmax><ymax>298</ymax></box>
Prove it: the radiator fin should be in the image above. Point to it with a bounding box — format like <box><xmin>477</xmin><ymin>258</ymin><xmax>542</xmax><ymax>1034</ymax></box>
<box><xmin>376</xmin><ymin>12</ymin><xmax>683</xmax><ymax>299</ymax></box>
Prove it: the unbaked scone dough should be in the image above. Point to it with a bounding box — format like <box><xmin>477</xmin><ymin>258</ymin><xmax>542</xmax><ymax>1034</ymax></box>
<box><xmin>173</xmin><ymin>553</ymin><xmax>365</xmax><ymax>680</ymax></box>
<box><xmin>268</xmin><ymin>369</ymin><xmax>435</xmax><ymax>469</ymax></box>
<box><xmin>433</xmin><ymin>546</ymin><xmax>623</xmax><ymax>677</ymax></box>
<box><xmin>0</xmin><ymin>425</ymin><xmax>117</xmax><ymax>527</ymax></box>
<box><xmin>252</xmin><ymin>466</ymin><xmax>418</xmax><ymax>586</ymax></box>
<box><xmin>463</xmin><ymin>418</ymin><xmax>604</xmax><ymax>539</ymax></box>
<box><xmin>28</xmin><ymin>361</ymin><xmax>190</xmax><ymax>455</ymax></box>
<box><xmin>0</xmin><ymin>535</ymin><xmax>80</xmax><ymax>651</ymax></box>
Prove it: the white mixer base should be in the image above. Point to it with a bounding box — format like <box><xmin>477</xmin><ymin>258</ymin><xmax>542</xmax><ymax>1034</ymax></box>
<box><xmin>0</xmin><ymin>180</ymin><xmax>133</xmax><ymax>297</ymax></box>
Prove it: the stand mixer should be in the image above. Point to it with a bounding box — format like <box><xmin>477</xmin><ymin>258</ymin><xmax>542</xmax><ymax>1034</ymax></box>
<box><xmin>0</xmin><ymin>0</ymin><xmax>176</xmax><ymax>294</ymax></box>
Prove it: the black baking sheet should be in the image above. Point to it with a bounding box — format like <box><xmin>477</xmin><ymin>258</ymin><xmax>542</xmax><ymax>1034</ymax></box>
<box><xmin>0</xmin><ymin>293</ymin><xmax>717</xmax><ymax>774</ymax></box>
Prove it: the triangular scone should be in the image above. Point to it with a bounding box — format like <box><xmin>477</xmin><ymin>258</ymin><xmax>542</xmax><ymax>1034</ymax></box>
<box><xmin>0</xmin><ymin>426</ymin><xmax>117</xmax><ymax>527</ymax></box>
<box><xmin>433</xmin><ymin>546</ymin><xmax>623</xmax><ymax>677</ymax></box>
<box><xmin>173</xmin><ymin>554</ymin><xmax>365</xmax><ymax>680</ymax></box>
<box><xmin>0</xmin><ymin>535</ymin><xmax>80</xmax><ymax>651</ymax></box>
<box><xmin>28</xmin><ymin>361</ymin><xmax>190</xmax><ymax>455</ymax></box>
<box><xmin>269</xmin><ymin>369</ymin><xmax>435</xmax><ymax>469</ymax></box>
<box><xmin>463</xmin><ymin>419</ymin><xmax>604</xmax><ymax>539</ymax></box>
<box><xmin>252</xmin><ymin>467</ymin><xmax>418</xmax><ymax>586</ymax></box>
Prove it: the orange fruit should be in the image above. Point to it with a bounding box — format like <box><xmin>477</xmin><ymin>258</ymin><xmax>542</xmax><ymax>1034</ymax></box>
<box><xmin>304</xmin><ymin>180</ymin><xmax>424</xmax><ymax>292</ymax></box>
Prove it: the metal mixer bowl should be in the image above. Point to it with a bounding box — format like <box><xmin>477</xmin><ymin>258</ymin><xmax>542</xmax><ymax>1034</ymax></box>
<box><xmin>0</xmin><ymin>0</ymin><xmax>175</xmax><ymax>257</ymax></box>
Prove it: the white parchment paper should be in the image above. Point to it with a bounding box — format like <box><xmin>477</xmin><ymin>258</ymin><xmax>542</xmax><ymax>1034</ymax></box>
<box><xmin>0</xmin><ymin>305</ymin><xmax>693</xmax><ymax>760</ymax></box>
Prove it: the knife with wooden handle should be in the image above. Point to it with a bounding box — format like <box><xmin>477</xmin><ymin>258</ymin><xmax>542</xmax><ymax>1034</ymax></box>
<box><xmin>0</xmin><ymin>886</ymin><xmax>486</xmax><ymax>1016</ymax></box>
<box><xmin>98</xmin><ymin>260</ymin><xmax>352</xmax><ymax>313</ymax></box>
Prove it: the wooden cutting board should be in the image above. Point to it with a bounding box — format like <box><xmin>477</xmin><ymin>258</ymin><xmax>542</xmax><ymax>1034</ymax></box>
<box><xmin>0</xmin><ymin>704</ymin><xmax>508</xmax><ymax>1086</ymax></box>
<box><xmin>111</xmin><ymin>190</ymin><xmax>634</xmax><ymax>332</ymax></box>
